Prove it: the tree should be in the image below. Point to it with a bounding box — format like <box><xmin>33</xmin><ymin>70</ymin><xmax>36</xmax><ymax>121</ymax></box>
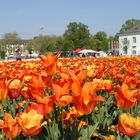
<box><xmin>2</xmin><ymin>32</ymin><xmax>21</xmax><ymax>45</ymax></box>
<box><xmin>0</xmin><ymin>39</ymin><xmax>5</xmax><ymax>51</ymax></box>
<box><xmin>92</xmin><ymin>32</ymin><xmax>108</xmax><ymax>51</ymax></box>
<box><xmin>55</xmin><ymin>36</ymin><xmax>67</xmax><ymax>51</ymax></box>
<box><xmin>26</xmin><ymin>35</ymin><xmax>59</xmax><ymax>54</ymax></box>
<box><xmin>1</xmin><ymin>32</ymin><xmax>21</xmax><ymax>58</ymax></box>
<box><xmin>63</xmin><ymin>22</ymin><xmax>91</xmax><ymax>50</ymax></box>
<box><xmin>0</xmin><ymin>40</ymin><xmax>5</xmax><ymax>59</ymax></box>
<box><xmin>119</xmin><ymin>19</ymin><xmax>140</xmax><ymax>34</ymax></box>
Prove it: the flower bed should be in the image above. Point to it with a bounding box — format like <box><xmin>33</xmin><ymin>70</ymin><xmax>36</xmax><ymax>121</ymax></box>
<box><xmin>0</xmin><ymin>53</ymin><xmax>140</xmax><ymax>140</ymax></box>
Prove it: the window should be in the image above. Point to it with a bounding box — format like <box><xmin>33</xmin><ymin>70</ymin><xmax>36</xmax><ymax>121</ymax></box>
<box><xmin>133</xmin><ymin>37</ymin><xmax>136</xmax><ymax>43</ymax></box>
<box><xmin>123</xmin><ymin>46</ymin><xmax>127</xmax><ymax>54</ymax></box>
<box><xmin>124</xmin><ymin>38</ymin><xmax>127</xmax><ymax>42</ymax></box>
<box><xmin>123</xmin><ymin>38</ymin><xmax>129</xmax><ymax>46</ymax></box>
<box><xmin>132</xmin><ymin>46</ymin><xmax>136</xmax><ymax>49</ymax></box>
<box><xmin>132</xmin><ymin>50</ymin><xmax>136</xmax><ymax>55</ymax></box>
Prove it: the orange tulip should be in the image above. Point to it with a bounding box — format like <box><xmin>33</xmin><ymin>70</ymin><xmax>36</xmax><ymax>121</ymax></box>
<box><xmin>59</xmin><ymin>106</ymin><xmax>81</xmax><ymax>125</ymax></box>
<box><xmin>125</xmin><ymin>76</ymin><xmax>137</xmax><ymax>89</ymax></box>
<box><xmin>21</xmin><ymin>86</ymin><xmax>32</xmax><ymax>99</ymax></box>
<box><xmin>93</xmin><ymin>79</ymin><xmax>113</xmax><ymax>92</ymax></box>
<box><xmin>71</xmin><ymin>81</ymin><xmax>82</xmax><ymax>96</ymax></box>
<box><xmin>21</xmin><ymin>76</ymin><xmax>34</xmax><ymax>99</ymax></box>
<box><xmin>40</xmin><ymin>52</ymin><xmax>60</xmax><ymax>76</ymax></box>
<box><xmin>116</xmin><ymin>73</ymin><xmax>125</xmax><ymax>84</ymax></box>
<box><xmin>102</xmin><ymin>135</ymin><xmax>115</xmax><ymax>140</ymax></box>
<box><xmin>22</xmin><ymin>75</ymin><xmax>46</xmax><ymax>97</ymax></box>
<box><xmin>29</xmin><ymin>75</ymin><xmax>46</xmax><ymax>97</ymax></box>
<box><xmin>137</xmin><ymin>90</ymin><xmax>140</xmax><ymax>102</ymax></box>
<box><xmin>26</xmin><ymin>102</ymin><xmax>46</xmax><ymax>116</ymax></box>
<box><xmin>27</xmin><ymin>94</ymin><xmax>54</xmax><ymax>115</ymax></box>
<box><xmin>115</xmin><ymin>84</ymin><xmax>137</xmax><ymax>109</ymax></box>
<box><xmin>70</xmin><ymin>70</ymin><xmax>87</xmax><ymax>96</ymax></box>
<box><xmin>117</xmin><ymin>113</ymin><xmax>140</xmax><ymax>137</ymax></box>
<box><xmin>0</xmin><ymin>76</ymin><xmax>9</xmax><ymax>101</ymax></box>
<box><xmin>0</xmin><ymin>113</ymin><xmax>21</xmax><ymax>139</ymax></box>
<box><xmin>40</xmin><ymin>71</ymin><xmax>52</xmax><ymax>88</ymax></box>
<box><xmin>72</xmin><ymin>82</ymin><xmax>104</xmax><ymax>115</ymax></box>
<box><xmin>17</xmin><ymin>110</ymin><xmax>44</xmax><ymax>136</ymax></box>
<box><xmin>52</xmin><ymin>83</ymin><xmax>72</xmax><ymax>107</ymax></box>
<box><xmin>78</xmin><ymin>120</ymin><xmax>87</xmax><ymax>129</ymax></box>
<box><xmin>8</xmin><ymin>79</ymin><xmax>22</xmax><ymax>99</ymax></box>
<box><xmin>25</xmin><ymin>62</ymin><xmax>36</xmax><ymax>70</ymax></box>
<box><xmin>35</xmin><ymin>94</ymin><xmax>54</xmax><ymax>114</ymax></box>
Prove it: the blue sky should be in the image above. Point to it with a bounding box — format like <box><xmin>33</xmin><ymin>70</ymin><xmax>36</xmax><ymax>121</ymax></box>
<box><xmin>0</xmin><ymin>0</ymin><xmax>140</xmax><ymax>39</ymax></box>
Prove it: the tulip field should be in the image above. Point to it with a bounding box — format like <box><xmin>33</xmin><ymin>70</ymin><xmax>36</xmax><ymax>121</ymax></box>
<box><xmin>0</xmin><ymin>53</ymin><xmax>140</xmax><ymax>140</ymax></box>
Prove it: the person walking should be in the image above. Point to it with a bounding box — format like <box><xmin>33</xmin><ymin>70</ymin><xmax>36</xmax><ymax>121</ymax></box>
<box><xmin>15</xmin><ymin>48</ymin><xmax>22</xmax><ymax>61</ymax></box>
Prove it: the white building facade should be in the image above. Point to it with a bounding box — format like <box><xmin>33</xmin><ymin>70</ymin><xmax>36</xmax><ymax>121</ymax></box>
<box><xmin>2</xmin><ymin>40</ymin><xmax>29</xmax><ymax>59</ymax></box>
<box><xmin>119</xmin><ymin>24</ymin><xmax>140</xmax><ymax>56</ymax></box>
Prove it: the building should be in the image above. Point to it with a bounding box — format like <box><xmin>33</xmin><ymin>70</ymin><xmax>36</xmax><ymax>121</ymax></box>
<box><xmin>1</xmin><ymin>40</ymin><xmax>29</xmax><ymax>59</ymax></box>
<box><xmin>108</xmin><ymin>40</ymin><xmax>119</xmax><ymax>55</ymax></box>
<box><xmin>119</xmin><ymin>23</ymin><xmax>140</xmax><ymax>56</ymax></box>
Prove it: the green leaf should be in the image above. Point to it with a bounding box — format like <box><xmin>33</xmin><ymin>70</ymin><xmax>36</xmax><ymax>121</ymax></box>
<box><xmin>43</xmin><ymin>119</ymin><xmax>61</xmax><ymax>140</ymax></box>
<box><xmin>133</xmin><ymin>132</ymin><xmax>140</xmax><ymax>140</ymax></box>
<box><xmin>80</xmin><ymin>123</ymin><xmax>99</xmax><ymax>140</ymax></box>
<box><xmin>116</xmin><ymin>131</ymin><xmax>123</xmax><ymax>140</ymax></box>
<box><xmin>69</xmin><ymin>120</ymin><xmax>80</xmax><ymax>140</ymax></box>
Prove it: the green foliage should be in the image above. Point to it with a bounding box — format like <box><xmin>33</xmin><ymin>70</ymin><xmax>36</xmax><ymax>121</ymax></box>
<box><xmin>26</xmin><ymin>35</ymin><xmax>60</xmax><ymax>54</ymax></box>
<box><xmin>43</xmin><ymin>119</ymin><xmax>61</xmax><ymax>140</ymax></box>
<box><xmin>2</xmin><ymin>32</ymin><xmax>21</xmax><ymax>45</ymax></box>
<box><xmin>0</xmin><ymin>51</ymin><xmax>5</xmax><ymax>59</ymax></box>
<box><xmin>55</xmin><ymin>36</ymin><xmax>66</xmax><ymax>51</ymax></box>
<box><xmin>119</xmin><ymin>19</ymin><xmax>140</xmax><ymax>34</ymax></box>
<box><xmin>0</xmin><ymin>40</ymin><xmax>5</xmax><ymax>51</ymax></box>
<box><xmin>0</xmin><ymin>22</ymin><xmax>115</xmax><ymax>53</ymax></box>
<box><xmin>2</xmin><ymin>19</ymin><xmax>140</xmax><ymax>54</ymax></box>
<box><xmin>91</xmin><ymin>32</ymin><xmax>108</xmax><ymax>51</ymax></box>
<box><xmin>63</xmin><ymin>22</ymin><xmax>91</xmax><ymax>50</ymax></box>
<box><xmin>79</xmin><ymin>123</ymin><xmax>99</xmax><ymax>140</ymax></box>
<box><xmin>0</xmin><ymin>32</ymin><xmax>21</xmax><ymax>54</ymax></box>
<box><xmin>1</xmin><ymin>87</ymin><xmax>140</xmax><ymax>139</ymax></box>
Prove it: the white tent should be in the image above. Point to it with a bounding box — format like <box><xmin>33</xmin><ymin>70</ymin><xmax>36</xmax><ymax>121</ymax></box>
<box><xmin>78</xmin><ymin>49</ymin><xmax>97</xmax><ymax>54</ymax></box>
<box><xmin>98</xmin><ymin>51</ymin><xmax>107</xmax><ymax>57</ymax></box>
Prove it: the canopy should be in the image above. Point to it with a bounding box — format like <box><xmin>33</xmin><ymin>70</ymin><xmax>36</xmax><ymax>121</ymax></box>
<box><xmin>98</xmin><ymin>51</ymin><xmax>107</xmax><ymax>57</ymax></box>
<box><xmin>74</xmin><ymin>48</ymin><xmax>82</xmax><ymax>53</ymax></box>
<box><xmin>78</xmin><ymin>49</ymin><xmax>97</xmax><ymax>54</ymax></box>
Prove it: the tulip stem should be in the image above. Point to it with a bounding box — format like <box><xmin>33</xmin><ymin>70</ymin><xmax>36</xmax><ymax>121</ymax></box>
<box><xmin>87</xmin><ymin>117</ymin><xmax>90</xmax><ymax>140</ymax></box>
<box><xmin>1</xmin><ymin>131</ymin><xmax>4</xmax><ymax>140</ymax></box>
<box><xmin>12</xmin><ymin>99</ymin><xmax>16</xmax><ymax>117</ymax></box>
<box><xmin>61</xmin><ymin>109</ymin><xmax>65</xmax><ymax>140</ymax></box>
<box><xmin>0</xmin><ymin>101</ymin><xmax>4</xmax><ymax>117</ymax></box>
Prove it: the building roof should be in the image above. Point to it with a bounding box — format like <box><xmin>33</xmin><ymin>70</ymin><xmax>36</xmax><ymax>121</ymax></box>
<box><xmin>119</xmin><ymin>23</ymin><xmax>140</xmax><ymax>36</ymax></box>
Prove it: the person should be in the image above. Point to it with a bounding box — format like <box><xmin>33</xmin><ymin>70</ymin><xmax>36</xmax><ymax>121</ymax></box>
<box><xmin>82</xmin><ymin>53</ymin><xmax>86</xmax><ymax>57</ymax></box>
<box><xmin>108</xmin><ymin>52</ymin><xmax>112</xmax><ymax>56</ymax></box>
<box><xmin>15</xmin><ymin>49</ymin><xmax>22</xmax><ymax>61</ymax></box>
